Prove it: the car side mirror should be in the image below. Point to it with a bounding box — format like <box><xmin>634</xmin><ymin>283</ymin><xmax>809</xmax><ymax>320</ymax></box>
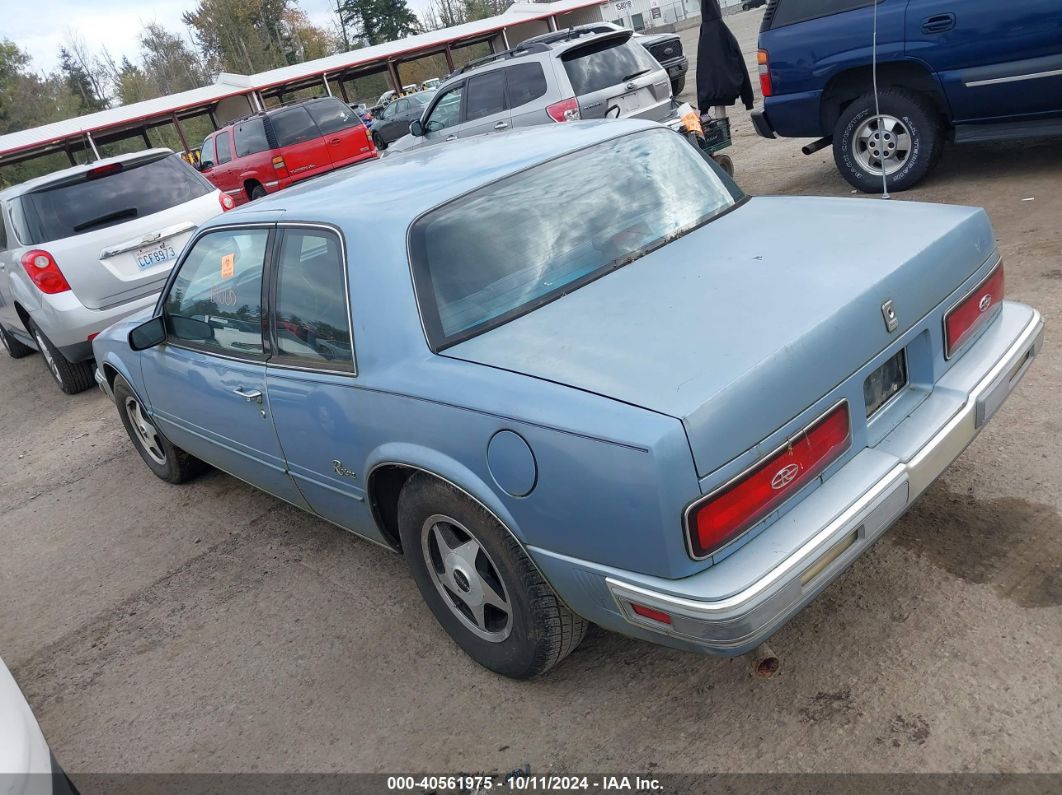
<box><xmin>409</xmin><ymin>119</ymin><xmax>425</xmax><ymax>137</ymax></box>
<box><xmin>128</xmin><ymin>316</ymin><xmax>166</xmax><ymax>351</ymax></box>
<box><xmin>199</xmin><ymin>160</ymin><xmax>214</xmax><ymax>172</ymax></box>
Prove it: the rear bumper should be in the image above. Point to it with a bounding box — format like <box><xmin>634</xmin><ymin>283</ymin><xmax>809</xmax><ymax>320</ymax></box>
<box><xmin>751</xmin><ymin>109</ymin><xmax>775</xmax><ymax>139</ymax></box>
<box><xmin>31</xmin><ymin>290</ymin><xmax>159</xmax><ymax>362</ymax></box>
<box><xmin>531</xmin><ymin>302</ymin><xmax>1043</xmax><ymax>656</ymax></box>
<box><xmin>759</xmin><ymin>91</ymin><xmax>827</xmax><ymax>139</ymax></box>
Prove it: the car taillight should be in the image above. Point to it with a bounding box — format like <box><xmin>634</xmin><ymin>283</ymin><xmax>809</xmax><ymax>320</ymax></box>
<box><xmin>944</xmin><ymin>263</ymin><xmax>1004</xmax><ymax>358</ymax></box>
<box><xmin>219</xmin><ymin>192</ymin><xmax>235</xmax><ymax>211</ymax></box>
<box><xmin>685</xmin><ymin>401</ymin><xmax>851</xmax><ymax>560</ymax></box>
<box><xmin>272</xmin><ymin>155</ymin><xmax>286</xmax><ymax>170</ymax></box>
<box><xmin>545</xmin><ymin>97</ymin><xmax>580</xmax><ymax>123</ymax></box>
<box><xmin>757</xmin><ymin>50</ymin><xmax>772</xmax><ymax>98</ymax></box>
<box><xmin>20</xmin><ymin>249</ymin><xmax>71</xmax><ymax>294</ymax></box>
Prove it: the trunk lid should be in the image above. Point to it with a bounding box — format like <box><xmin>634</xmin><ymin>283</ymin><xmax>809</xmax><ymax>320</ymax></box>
<box><xmin>560</xmin><ymin>33</ymin><xmax>673</xmax><ymax>123</ymax></box>
<box><xmin>445</xmin><ymin>196</ymin><xmax>995</xmax><ymax>477</ymax></box>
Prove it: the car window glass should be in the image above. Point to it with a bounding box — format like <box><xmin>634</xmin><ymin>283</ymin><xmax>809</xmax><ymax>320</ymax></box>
<box><xmin>770</xmin><ymin>0</ymin><xmax>874</xmax><ymax>28</ymax></box>
<box><xmin>271</xmin><ymin>107</ymin><xmax>320</xmax><ymax>147</ymax></box>
<box><xmin>200</xmin><ymin>136</ymin><xmax>216</xmax><ymax>165</ymax></box>
<box><xmin>426</xmin><ymin>85</ymin><xmax>464</xmax><ymax>131</ymax></box>
<box><xmin>305</xmin><ymin>99</ymin><xmax>361</xmax><ymax>135</ymax></box>
<box><xmin>273</xmin><ymin>229</ymin><xmax>352</xmax><ymax>369</ymax></box>
<box><xmin>234</xmin><ymin>118</ymin><xmax>269</xmax><ymax>157</ymax></box>
<box><xmin>466</xmin><ymin>70</ymin><xmax>507</xmax><ymax>121</ymax></box>
<box><xmin>164</xmin><ymin>228</ymin><xmax>268</xmax><ymax>357</ymax></box>
<box><xmin>215</xmin><ymin>131</ymin><xmax>233</xmax><ymax>164</ymax></box>
<box><xmin>562</xmin><ymin>39</ymin><xmax>659</xmax><ymax>96</ymax></box>
<box><xmin>0</xmin><ymin>208</ymin><xmax>7</xmax><ymax>249</ymax></box>
<box><xmin>505</xmin><ymin>63</ymin><xmax>548</xmax><ymax>107</ymax></box>
<box><xmin>394</xmin><ymin>99</ymin><xmax>409</xmax><ymax>115</ymax></box>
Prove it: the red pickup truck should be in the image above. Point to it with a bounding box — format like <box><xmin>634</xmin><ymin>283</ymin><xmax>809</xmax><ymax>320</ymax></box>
<box><xmin>199</xmin><ymin>97</ymin><xmax>377</xmax><ymax>205</ymax></box>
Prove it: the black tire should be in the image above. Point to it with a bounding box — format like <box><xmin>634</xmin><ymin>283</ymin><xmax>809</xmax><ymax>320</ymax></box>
<box><xmin>372</xmin><ymin>131</ymin><xmax>387</xmax><ymax>151</ymax></box>
<box><xmin>670</xmin><ymin>75</ymin><xmax>686</xmax><ymax>96</ymax></box>
<box><xmin>113</xmin><ymin>375</ymin><xmax>206</xmax><ymax>484</ymax></box>
<box><xmin>0</xmin><ymin>324</ymin><xmax>34</xmax><ymax>359</ymax></box>
<box><xmin>249</xmin><ymin>183</ymin><xmax>267</xmax><ymax>201</ymax></box>
<box><xmin>832</xmin><ymin>88</ymin><xmax>942</xmax><ymax>193</ymax></box>
<box><xmin>29</xmin><ymin>322</ymin><xmax>94</xmax><ymax>394</ymax></box>
<box><xmin>713</xmin><ymin>153</ymin><xmax>735</xmax><ymax>177</ymax></box>
<box><xmin>398</xmin><ymin>474</ymin><xmax>587</xmax><ymax>679</ymax></box>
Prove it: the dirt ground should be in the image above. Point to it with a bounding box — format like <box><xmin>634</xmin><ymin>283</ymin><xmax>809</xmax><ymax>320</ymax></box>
<box><xmin>2</xmin><ymin>8</ymin><xmax>1060</xmax><ymax>778</ymax></box>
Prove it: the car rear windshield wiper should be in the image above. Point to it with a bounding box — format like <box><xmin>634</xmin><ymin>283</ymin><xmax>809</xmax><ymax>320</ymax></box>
<box><xmin>73</xmin><ymin>207</ymin><xmax>138</xmax><ymax>233</ymax></box>
<box><xmin>621</xmin><ymin>69</ymin><xmax>652</xmax><ymax>82</ymax></box>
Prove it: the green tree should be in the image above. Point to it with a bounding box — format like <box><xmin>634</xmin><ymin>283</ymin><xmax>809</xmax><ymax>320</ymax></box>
<box><xmin>58</xmin><ymin>46</ymin><xmax>107</xmax><ymax>112</ymax></box>
<box><xmin>340</xmin><ymin>0</ymin><xmax>419</xmax><ymax>46</ymax></box>
<box><xmin>112</xmin><ymin>56</ymin><xmax>155</xmax><ymax>105</ymax></box>
<box><xmin>138</xmin><ymin>23</ymin><xmax>210</xmax><ymax>95</ymax></box>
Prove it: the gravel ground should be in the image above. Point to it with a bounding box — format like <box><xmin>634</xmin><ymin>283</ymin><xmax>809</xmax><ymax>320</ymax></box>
<box><xmin>1</xmin><ymin>8</ymin><xmax>1060</xmax><ymax>778</ymax></box>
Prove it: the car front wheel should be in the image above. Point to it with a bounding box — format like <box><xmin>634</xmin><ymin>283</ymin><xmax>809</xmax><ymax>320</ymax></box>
<box><xmin>113</xmin><ymin>375</ymin><xmax>206</xmax><ymax>484</ymax></box>
<box><xmin>832</xmin><ymin>88</ymin><xmax>942</xmax><ymax>193</ymax></box>
<box><xmin>372</xmin><ymin>131</ymin><xmax>387</xmax><ymax>151</ymax></box>
<box><xmin>670</xmin><ymin>75</ymin><xmax>685</xmax><ymax>96</ymax></box>
<box><xmin>398</xmin><ymin>474</ymin><xmax>587</xmax><ymax>679</ymax></box>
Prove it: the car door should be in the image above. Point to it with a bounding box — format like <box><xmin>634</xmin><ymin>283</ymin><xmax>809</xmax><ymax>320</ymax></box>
<box><xmin>231</xmin><ymin>117</ymin><xmax>271</xmax><ymax>203</ymax></box>
<box><xmin>304</xmin><ymin>99</ymin><xmax>373</xmax><ymax>167</ymax></box>
<box><xmin>139</xmin><ymin>224</ymin><xmax>309</xmax><ymax>508</ymax></box>
<box><xmin>264</xmin><ymin>225</ymin><xmax>386</xmax><ymax>544</ymax></box>
<box><xmin>505</xmin><ymin>62</ymin><xmax>550</xmax><ymax>129</ymax></box>
<box><xmin>211</xmin><ymin>129</ymin><xmax>238</xmax><ymax>196</ymax></box>
<box><xmin>267</xmin><ymin>106</ymin><xmax>330</xmax><ymax>181</ymax></box>
<box><xmin>380</xmin><ymin>98</ymin><xmax>409</xmax><ymax>141</ymax></box>
<box><xmin>0</xmin><ymin>202</ymin><xmax>19</xmax><ymax>335</ymax></box>
<box><xmin>460</xmin><ymin>69</ymin><xmax>513</xmax><ymax>138</ymax></box>
<box><xmin>905</xmin><ymin>0</ymin><xmax>1062</xmax><ymax>122</ymax></box>
<box><xmin>419</xmin><ymin>83</ymin><xmax>466</xmax><ymax>144</ymax></box>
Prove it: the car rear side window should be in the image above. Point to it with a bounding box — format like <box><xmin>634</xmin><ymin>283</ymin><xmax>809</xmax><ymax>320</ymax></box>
<box><xmin>505</xmin><ymin>63</ymin><xmax>548</xmax><ymax>107</ymax></box>
<box><xmin>465</xmin><ymin>70</ymin><xmax>507</xmax><ymax>121</ymax></box>
<box><xmin>14</xmin><ymin>154</ymin><xmax>212</xmax><ymax>245</ymax></box>
<box><xmin>562</xmin><ymin>39</ymin><xmax>660</xmax><ymax>96</ymax></box>
<box><xmin>234</xmin><ymin>118</ymin><xmax>269</xmax><ymax>157</ymax></box>
<box><xmin>215</xmin><ymin>131</ymin><xmax>234</xmax><ymax>164</ymax></box>
<box><xmin>768</xmin><ymin>0</ymin><xmax>875</xmax><ymax>29</ymax></box>
<box><xmin>305</xmin><ymin>99</ymin><xmax>362</xmax><ymax>135</ymax></box>
<box><xmin>270</xmin><ymin>107</ymin><xmax>320</xmax><ymax>147</ymax></box>
<box><xmin>164</xmin><ymin>228</ymin><xmax>269</xmax><ymax>358</ymax></box>
<box><xmin>272</xmin><ymin>228</ymin><xmax>353</xmax><ymax>371</ymax></box>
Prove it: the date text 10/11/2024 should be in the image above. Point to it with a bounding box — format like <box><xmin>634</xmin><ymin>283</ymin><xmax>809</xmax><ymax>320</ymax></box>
<box><xmin>386</xmin><ymin>775</ymin><xmax>665</xmax><ymax>792</ymax></box>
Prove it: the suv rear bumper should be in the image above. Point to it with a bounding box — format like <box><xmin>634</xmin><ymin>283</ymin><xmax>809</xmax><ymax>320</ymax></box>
<box><xmin>33</xmin><ymin>289</ymin><xmax>159</xmax><ymax>361</ymax></box>
<box><xmin>751</xmin><ymin>109</ymin><xmax>776</xmax><ymax>139</ymax></box>
<box><xmin>756</xmin><ymin>91</ymin><xmax>828</xmax><ymax>139</ymax></box>
<box><xmin>530</xmin><ymin>302</ymin><xmax>1043</xmax><ymax>656</ymax></box>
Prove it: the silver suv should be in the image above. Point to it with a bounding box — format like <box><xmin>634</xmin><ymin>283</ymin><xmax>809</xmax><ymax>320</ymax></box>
<box><xmin>0</xmin><ymin>149</ymin><xmax>227</xmax><ymax>393</ymax></box>
<box><xmin>392</xmin><ymin>28</ymin><xmax>672</xmax><ymax>152</ymax></box>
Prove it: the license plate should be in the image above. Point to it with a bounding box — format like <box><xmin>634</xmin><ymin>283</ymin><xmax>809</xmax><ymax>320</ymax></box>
<box><xmin>610</xmin><ymin>90</ymin><xmax>648</xmax><ymax>115</ymax></box>
<box><xmin>135</xmin><ymin>241</ymin><xmax>178</xmax><ymax>270</ymax></box>
<box><xmin>864</xmin><ymin>349</ymin><xmax>908</xmax><ymax>417</ymax></box>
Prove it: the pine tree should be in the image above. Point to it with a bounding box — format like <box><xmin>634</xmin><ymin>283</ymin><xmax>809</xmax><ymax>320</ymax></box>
<box><xmin>58</xmin><ymin>46</ymin><xmax>106</xmax><ymax>113</ymax></box>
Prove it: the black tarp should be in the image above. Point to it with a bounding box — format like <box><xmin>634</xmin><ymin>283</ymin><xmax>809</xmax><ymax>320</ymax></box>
<box><xmin>696</xmin><ymin>0</ymin><xmax>755</xmax><ymax>110</ymax></box>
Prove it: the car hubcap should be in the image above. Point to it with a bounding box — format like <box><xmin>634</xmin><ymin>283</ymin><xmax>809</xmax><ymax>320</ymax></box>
<box><xmin>852</xmin><ymin>114</ymin><xmax>912</xmax><ymax>176</ymax></box>
<box><xmin>125</xmin><ymin>396</ymin><xmax>167</xmax><ymax>466</ymax></box>
<box><xmin>33</xmin><ymin>329</ymin><xmax>61</xmax><ymax>382</ymax></box>
<box><xmin>421</xmin><ymin>514</ymin><xmax>512</xmax><ymax>642</ymax></box>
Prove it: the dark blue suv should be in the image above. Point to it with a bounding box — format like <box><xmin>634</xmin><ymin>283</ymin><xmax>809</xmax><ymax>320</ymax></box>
<box><xmin>752</xmin><ymin>0</ymin><xmax>1062</xmax><ymax>191</ymax></box>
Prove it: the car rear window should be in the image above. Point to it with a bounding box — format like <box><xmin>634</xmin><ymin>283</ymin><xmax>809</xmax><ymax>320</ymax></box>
<box><xmin>305</xmin><ymin>99</ymin><xmax>363</xmax><ymax>135</ymax></box>
<box><xmin>765</xmin><ymin>0</ymin><xmax>875</xmax><ymax>30</ymax></box>
<box><xmin>14</xmin><ymin>154</ymin><xmax>212</xmax><ymax>245</ymax></box>
<box><xmin>270</xmin><ymin>106</ymin><xmax>321</xmax><ymax>147</ymax></box>
<box><xmin>409</xmin><ymin>129</ymin><xmax>741</xmax><ymax>350</ymax></box>
<box><xmin>506</xmin><ymin>63</ymin><xmax>548</xmax><ymax>107</ymax></box>
<box><xmin>234</xmin><ymin>118</ymin><xmax>269</xmax><ymax>157</ymax></box>
<box><xmin>562</xmin><ymin>38</ymin><xmax>660</xmax><ymax>96</ymax></box>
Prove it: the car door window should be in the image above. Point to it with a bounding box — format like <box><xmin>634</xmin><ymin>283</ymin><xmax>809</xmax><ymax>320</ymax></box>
<box><xmin>425</xmin><ymin>85</ymin><xmax>464</xmax><ymax>131</ymax></box>
<box><xmin>272</xmin><ymin>228</ymin><xmax>353</xmax><ymax>371</ymax></box>
<box><xmin>505</xmin><ymin>63</ymin><xmax>548</xmax><ymax>107</ymax></box>
<box><xmin>393</xmin><ymin>99</ymin><xmax>410</xmax><ymax>117</ymax></box>
<box><xmin>164</xmin><ymin>228</ymin><xmax>269</xmax><ymax>358</ymax></box>
<box><xmin>234</xmin><ymin>118</ymin><xmax>269</xmax><ymax>157</ymax></box>
<box><xmin>271</xmin><ymin>107</ymin><xmax>320</xmax><ymax>146</ymax></box>
<box><xmin>200</xmin><ymin>136</ymin><xmax>217</xmax><ymax>167</ymax></box>
<box><xmin>465</xmin><ymin>70</ymin><xmax>507</xmax><ymax>121</ymax></box>
<box><xmin>305</xmin><ymin>99</ymin><xmax>361</xmax><ymax>134</ymax></box>
<box><xmin>215</xmin><ymin>130</ymin><xmax>233</xmax><ymax>164</ymax></box>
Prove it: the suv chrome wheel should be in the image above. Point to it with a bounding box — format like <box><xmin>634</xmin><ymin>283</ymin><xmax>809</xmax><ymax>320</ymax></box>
<box><xmin>851</xmin><ymin>113</ymin><xmax>912</xmax><ymax>176</ymax></box>
<box><xmin>124</xmin><ymin>396</ymin><xmax>167</xmax><ymax>466</ymax></box>
<box><xmin>420</xmin><ymin>513</ymin><xmax>512</xmax><ymax>642</ymax></box>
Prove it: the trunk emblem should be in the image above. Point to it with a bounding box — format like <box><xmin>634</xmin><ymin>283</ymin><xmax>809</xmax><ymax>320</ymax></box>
<box><xmin>770</xmin><ymin>463</ymin><xmax>800</xmax><ymax>490</ymax></box>
<box><xmin>979</xmin><ymin>294</ymin><xmax>992</xmax><ymax>312</ymax></box>
<box><xmin>881</xmin><ymin>299</ymin><xmax>898</xmax><ymax>333</ymax></box>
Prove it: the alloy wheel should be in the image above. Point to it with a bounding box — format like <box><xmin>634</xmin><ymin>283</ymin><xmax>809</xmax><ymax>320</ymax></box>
<box><xmin>124</xmin><ymin>396</ymin><xmax>167</xmax><ymax>466</ymax></box>
<box><xmin>32</xmin><ymin>328</ymin><xmax>61</xmax><ymax>382</ymax></box>
<box><xmin>851</xmin><ymin>113</ymin><xmax>912</xmax><ymax>176</ymax></box>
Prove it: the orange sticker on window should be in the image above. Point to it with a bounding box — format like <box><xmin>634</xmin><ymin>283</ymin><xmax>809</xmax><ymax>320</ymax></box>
<box><xmin>220</xmin><ymin>252</ymin><xmax>235</xmax><ymax>280</ymax></box>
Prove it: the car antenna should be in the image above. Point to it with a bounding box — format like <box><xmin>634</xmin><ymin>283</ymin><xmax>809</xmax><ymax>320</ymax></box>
<box><xmin>871</xmin><ymin>0</ymin><xmax>890</xmax><ymax>199</ymax></box>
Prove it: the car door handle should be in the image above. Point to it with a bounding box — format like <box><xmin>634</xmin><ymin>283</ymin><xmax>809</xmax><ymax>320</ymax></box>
<box><xmin>445</xmin><ymin>134</ymin><xmax>457</xmax><ymax>141</ymax></box>
<box><xmin>233</xmin><ymin>387</ymin><xmax>262</xmax><ymax>403</ymax></box>
<box><xmin>921</xmin><ymin>13</ymin><xmax>955</xmax><ymax>34</ymax></box>
<box><xmin>493</xmin><ymin>121</ymin><xmax>508</xmax><ymax>130</ymax></box>
<box><xmin>328</xmin><ymin>137</ymin><xmax>342</xmax><ymax>145</ymax></box>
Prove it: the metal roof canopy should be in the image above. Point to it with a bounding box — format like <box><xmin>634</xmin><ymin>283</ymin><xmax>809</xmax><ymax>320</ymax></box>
<box><xmin>0</xmin><ymin>0</ymin><xmax>603</xmax><ymax>168</ymax></box>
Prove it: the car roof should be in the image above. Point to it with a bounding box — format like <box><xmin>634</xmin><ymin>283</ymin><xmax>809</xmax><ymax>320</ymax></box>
<box><xmin>0</xmin><ymin>148</ymin><xmax>175</xmax><ymax>199</ymax></box>
<box><xmin>212</xmin><ymin>119</ymin><xmax>661</xmax><ymax>230</ymax></box>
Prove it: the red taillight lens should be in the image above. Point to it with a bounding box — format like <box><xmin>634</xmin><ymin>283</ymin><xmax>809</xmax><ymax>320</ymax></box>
<box><xmin>545</xmin><ymin>97</ymin><xmax>580</xmax><ymax>123</ymax></box>
<box><xmin>272</xmin><ymin>155</ymin><xmax>286</xmax><ymax>170</ymax></box>
<box><xmin>686</xmin><ymin>402</ymin><xmax>851</xmax><ymax>559</ymax></box>
<box><xmin>219</xmin><ymin>192</ymin><xmax>235</xmax><ymax>211</ymax></box>
<box><xmin>757</xmin><ymin>50</ymin><xmax>772</xmax><ymax>98</ymax></box>
<box><xmin>631</xmin><ymin>603</ymin><xmax>672</xmax><ymax>625</ymax></box>
<box><xmin>20</xmin><ymin>249</ymin><xmax>71</xmax><ymax>294</ymax></box>
<box><xmin>88</xmin><ymin>162</ymin><xmax>123</xmax><ymax>179</ymax></box>
<box><xmin>944</xmin><ymin>263</ymin><xmax>1004</xmax><ymax>358</ymax></box>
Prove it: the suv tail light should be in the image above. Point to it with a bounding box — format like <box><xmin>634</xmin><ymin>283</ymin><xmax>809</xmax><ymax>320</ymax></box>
<box><xmin>218</xmin><ymin>192</ymin><xmax>235</xmax><ymax>211</ymax></box>
<box><xmin>685</xmin><ymin>401</ymin><xmax>851</xmax><ymax>560</ymax></box>
<box><xmin>546</xmin><ymin>98</ymin><xmax>580</xmax><ymax>123</ymax></box>
<box><xmin>20</xmin><ymin>250</ymin><xmax>71</xmax><ymax>294</ymax></box>
<box><xmin>757</xmin><ymin>50</ymin><xmax>772</xmax><ymax>98</ymax></box>
<box><xmin>272</xmin><ymin>155</ymin><xmax>287</xmax><ymax>172</ymax></box>
<box><xmin>944</xmin><ymin>262</ymin><xmax>1004</xmax><ymax>358</ymax></box>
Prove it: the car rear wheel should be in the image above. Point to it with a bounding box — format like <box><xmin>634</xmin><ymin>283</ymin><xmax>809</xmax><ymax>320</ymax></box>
<box><xmin>832</xmin><ymin>88</ymin><xmax>942</xmax><ymax>193</ymax></box>
<box><xmin>30</xmin><ymin>323</ymin><xmax>94</xmax><ymax>394</ymax></box>
<box><xmin>249</xmin><ymin>184</ymin><xmax>267</xmax><ymax>201</ymax></box>
<box><xmin>113</xmin><ymin>375</ymin><xmax>206</xmax><ymax>484</ymax></box>
<box><xmin>398</xmin><ymin>474</ymin><xmax>587</xmax><ymax>679</ymax></box>
<box><xmin>670</xmin><ymin>75</ymin><xmax>686</xmax><ymax>96</ymax></box>
<box><xmin>372</xmin><ymin>131</ymin><xmax>387</xmax><ymax>151</ymax></box>
<box><xmin>0</xmin><ymin>324</ymin><xmax>34</xmax><ymax>359</ymax></box>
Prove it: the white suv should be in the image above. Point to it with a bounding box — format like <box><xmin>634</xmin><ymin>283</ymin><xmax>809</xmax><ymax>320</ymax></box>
<box><xmin>0</xmin><ymin>149</ymin><xmax>231</xmax><ymax>393</ymax></box>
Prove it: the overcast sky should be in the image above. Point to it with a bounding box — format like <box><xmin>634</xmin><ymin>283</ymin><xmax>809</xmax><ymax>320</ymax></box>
<box><xmin>0</xmin><ymin>0</ymin><xmax>431</xmax><ymax>75</ymax></box>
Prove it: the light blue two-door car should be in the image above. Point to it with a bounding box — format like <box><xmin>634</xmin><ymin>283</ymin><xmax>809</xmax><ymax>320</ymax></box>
<box><xmin>92</xmin><ymin>120</ymin><xmax>1043</xmax><ymax>679</ymax></box>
